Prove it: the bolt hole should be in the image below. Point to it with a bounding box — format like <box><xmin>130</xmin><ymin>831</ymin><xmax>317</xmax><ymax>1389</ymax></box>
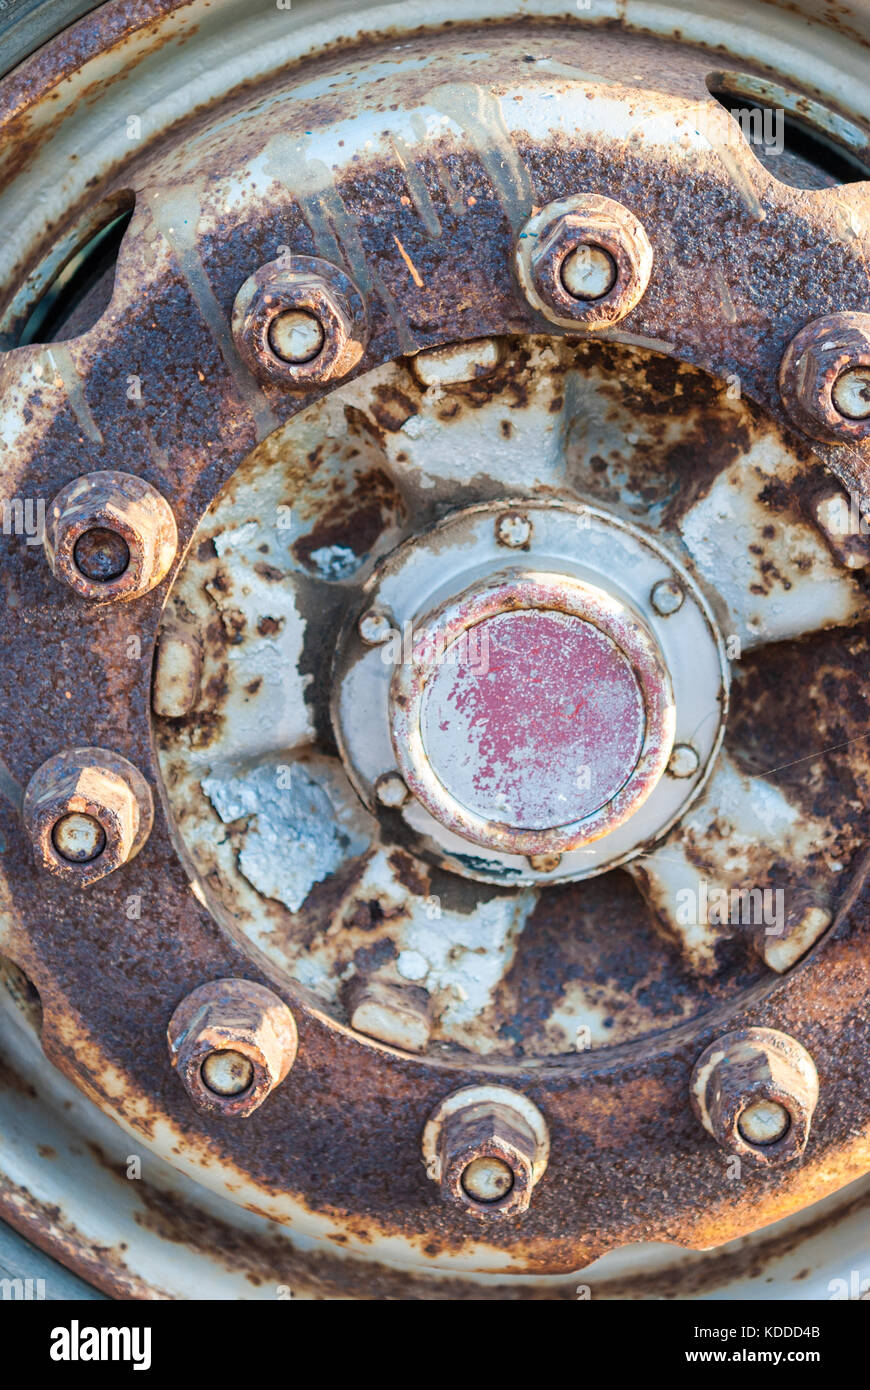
<box><xmin>11</xmin><ymin>193</ymin><xmax>135</xmax><ymax>349</ymax></box>
<box><xmin>460</xmin><ymin>1156</ymin><xmax>515</xmax><ymax>1204</ymax></box>
<box><xmin>73</xmin><ymin>527</ymin><xmax>130</xmax><ymax>582</ymax></box>
<box><xmin>51</xmin><ymin>813</ymin><xmax>107</xmax><ymax>864</ymax></box>
<box><xmin>706</xmin><ymin>74</ymin><xmax>870</xmax><ymax>189</ymax></box>
<box><xmin>0</xmin><ymin>954</ymin><xmax>43</xmax><ymax>1034</ymax></box>
<box><xmin>201</xmin><ymin>1049</ymin><xmax>255</xmax><ymax>1097</ymax></box>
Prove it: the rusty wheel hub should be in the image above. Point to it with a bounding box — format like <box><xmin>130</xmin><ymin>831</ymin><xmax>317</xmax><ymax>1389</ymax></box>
<box><xmin>0</xmin><ymin>0</ymin><xmax>869</xmax><ymax>1300</ymax></box>
<box><xmin>333</xmin><ymin>497</ymin><xmax>722</xmax><ymax>876</ymax></box>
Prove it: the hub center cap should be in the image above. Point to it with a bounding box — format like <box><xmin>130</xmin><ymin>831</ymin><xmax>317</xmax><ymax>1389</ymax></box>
<box><xmin>421</xmin><ymin>608</ymin><xmax>645</xmax><ymax>830</ymax></box>
<box><xmin>390</xmin><ymin>571</ymin><xmax>674</xmax><ymax>855</ymax></box>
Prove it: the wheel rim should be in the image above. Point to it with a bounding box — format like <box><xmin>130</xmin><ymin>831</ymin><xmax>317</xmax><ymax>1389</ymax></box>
<box><xmin>0</xmin><ymin>0</ymin><xmax>868</xmax><ymax>1298</ymax></box>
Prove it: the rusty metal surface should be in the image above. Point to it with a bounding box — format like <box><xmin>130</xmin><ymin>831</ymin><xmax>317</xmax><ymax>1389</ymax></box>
<box><xmin>0</xmin><ymin>0</ymin><xmax>868</xmax><ymax>1295</ymax></box>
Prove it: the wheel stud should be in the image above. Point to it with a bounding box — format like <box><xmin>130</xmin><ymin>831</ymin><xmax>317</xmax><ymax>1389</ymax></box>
<box><xmin>23</xmin><ymin>749</ymin><xmax>153</xmax><ymax>886</ymax></box>
<box><xmin>691</xmin><ymin>1028</ymin><xmax>818</xmax><ymax>1165</ymax></box>
<box><xmin>167</xmin><ymin>979</ymin><xmax>298</xmax><ymax>1118</ymax></box>
<box><xmin>423</xmin><ymin>1086</ymin><xmax>549</xmax><ymax>1218</ymax></box>
<box><xmin>44</xmin><ymin>470</ymin><xmax>177</xmax><ymax>603</ymax></box>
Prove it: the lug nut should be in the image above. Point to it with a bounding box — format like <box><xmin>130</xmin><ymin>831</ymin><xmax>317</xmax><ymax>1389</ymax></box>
<box><xmin>779</xmin><ymin>312</ymin><xmax>870</xmax><ymax>443</ymax></box>
<box><xmin>44</xmin><ymin>471</ymin><xmax>177</xmax><ymax>603</ymax></box>
<box><xmin>232</xmin><ymin>253</ymin><xmax>368</xmax><ymax>387</ymax></box>
<box><xmin>495</xmin><ymin>512</ymin><xmax>532</xmax><ymax>548</ymax></box>
<box><xmin>422</xmin><ymin>1085</ymin><xmax>549</xmax><ymax>1219</ymax></box>
<box><xmin>23</xmin><ymin>749</ymin><xmax>154</xmax><ymax>886</ymax></box>
<box><xmin>691</xmin><ymin>1027</ymin><xmax>818</xmax><ymax>1166</ymax></box>
<box><xmin>516</xmin><ymin>194</ymin><xmax>653</xmax><ymax>328</ymax></box>
<box><xmin>167</xmin><ymin>978</ymin><xmax>298</xmax><ymax>1118</ymax></box>
<box><xmin>651</xmin><ymin>579</ymin><xmax>685</xmax><ymax>616</ymax></box>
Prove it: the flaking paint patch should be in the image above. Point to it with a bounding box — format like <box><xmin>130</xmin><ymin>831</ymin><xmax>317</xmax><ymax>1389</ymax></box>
<box><xmin>203</xmin><ymin>763</ymin><xmax>365</xmax><ymax>912</ymax></box>
<box><xmin>397</xmin><ymin>888</ymin><xmax>534</xmax><ymax>1043</ymax></box>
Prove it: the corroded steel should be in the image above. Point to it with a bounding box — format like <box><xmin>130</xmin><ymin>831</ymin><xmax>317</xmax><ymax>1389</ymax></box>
<box><xmin>0</xmin><ymin>0</ymin><xmax>867</xmax><ymax>1301</ymax></box>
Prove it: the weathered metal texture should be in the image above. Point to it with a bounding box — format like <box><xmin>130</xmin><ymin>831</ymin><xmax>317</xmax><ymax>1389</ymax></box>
<box><xmin>517</xmin><ymin>194</ymin><xmax>653</xmax><ymax>328</ymax></box>
<box><xmin>44</xmin><ymin>470</ymin><xmax>177</xmax><ymax>602</ymax></box>
<box><xmin>388</xmin><ymin>569</ymin><xmax>675</xmax><ymax>855</ymax></box>
<box><xmin>231</xmin><ymin>254</ymin><xmax>369</xmax><ymax>388</ymax></box>
<box><xmin>0</xmin><ymin>0</ymin><xmax>868</xmax><ymax>1296</ymax></box>
<box><xmin>167</xmin><ymin>978</ymin><xmax>299</xmax><ymax>1118</ymax></box>
<box><xmin>691</xmin><ymin>1027</ymin><xmax>819</xmax><ymax>1167</ymax></box>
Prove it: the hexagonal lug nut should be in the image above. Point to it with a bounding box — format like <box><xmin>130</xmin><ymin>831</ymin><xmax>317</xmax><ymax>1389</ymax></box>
<box><xmin>779</xmin><ymin>312</ymin><xmax>870</xmax><ymax>444</ymax></box>
<box><xmin>346</xmin><ymin>975</ymin><xmax>432</xmax><ymax>1053</ymax></box>
<box><xmin>691</xmin><ymin>1027</ymin><xmax>819</xmax><ymax>1166</ymax></box>
<box><xmin>232</xmin><ymin>254</ymin><xmax>368</xmax><ymax>388</ymax></box>
<box><xmin>152</xmin><ymin>621</ymin><xmax>202</xmax><ymax>718</ymax></box>
<box><xmin>44</xmin><ymin>470</ymin><xmax>177</xmax><ymax>603</ymax></box>
<box><xmin>516</xmin><ymin>194</ymin><xmax>653</xmax><ymax>329</ymax></box>
<box><xmin>167</xmin><ymin>978</ymin><xmax>298</xmax><ymax>1118</ymax></box>
<box><xmin>22</xmin><ymin>749</ymin><xmax>154</xmax><ymax>886</ymax></box>
<box><xmin>422</xmin><ymin>1085</ymin><xmax>549</xmax><ymax>1219</ymax></box>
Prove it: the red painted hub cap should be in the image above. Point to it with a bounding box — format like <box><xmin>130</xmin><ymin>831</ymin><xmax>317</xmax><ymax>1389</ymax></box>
<box><xmin>421</xmin><ymin>610</ymin><xmax>645</xmax><ymax>829</ymax></box>
<box><xmin>390</xmin><ymin>572</ymin><xmax>675</xmax><ymax>857</ymax></box>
